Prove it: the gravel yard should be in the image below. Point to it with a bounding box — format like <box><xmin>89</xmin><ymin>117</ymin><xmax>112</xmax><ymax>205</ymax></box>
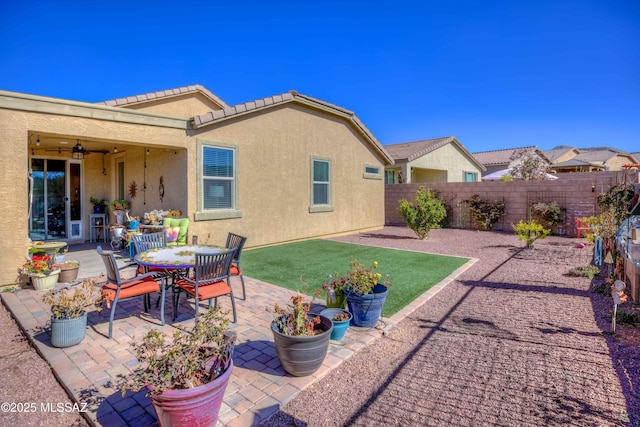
<box><xmin>0</xmin><ymin>226</ymin><xmax>638</xmax><ymax>426</ymax></box>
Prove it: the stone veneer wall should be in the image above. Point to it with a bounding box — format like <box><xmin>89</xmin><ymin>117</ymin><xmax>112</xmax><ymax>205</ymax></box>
<box><xmin>385</xmin><ymin>171</ymin><xmax>640</xmax><ymax>237</ymax></box>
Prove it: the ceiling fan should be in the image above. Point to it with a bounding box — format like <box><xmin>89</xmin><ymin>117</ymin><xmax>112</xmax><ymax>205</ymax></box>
<box><xmin>43</xmin><ymin>139</ymin><xmax>108</xmax><ymax>158</ymax></box>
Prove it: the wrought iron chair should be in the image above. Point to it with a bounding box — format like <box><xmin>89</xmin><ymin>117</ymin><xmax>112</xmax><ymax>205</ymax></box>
<box><xmin>96</xmin><ymin>246</ymin><xmax>165</xmax><ymax>339</ymax></box>
<box><xmin>173</xmin><ymin>249</ymin><xmax>237</xmax><ymax>322</ymax></box>
<box><xmin>225</xmin><ymin>232</ymin><xmax>247</xmax><ymax>300</ymax></box>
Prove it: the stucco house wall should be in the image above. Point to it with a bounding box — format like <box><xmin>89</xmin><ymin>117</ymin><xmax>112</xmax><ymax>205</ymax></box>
<box><xmin>0</xmin><ymin>87</ymin><xmax>391</xmax><ymax>285</ymax></box>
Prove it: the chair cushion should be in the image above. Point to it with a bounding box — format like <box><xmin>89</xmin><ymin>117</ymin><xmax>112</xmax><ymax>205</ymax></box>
<box><xmin>164</xmin><ymin>226</ymin><xmax>180</xmax><ymax>244</ymax></box>
<box><xmin>163</xmin><ymin>218</ymin><xmax>189</xmax><ymax>246</ymax></box>
<box><xmin>137</xmin><ymin>265</ymin><xmax>167</xmax><ymax>275</ymax></box>
<box><xmin>175</xmin><ymin>280</ymin><xmax>231</xmax><ymax>301</ymax></box>
<box><xmin>102</xmin><ymin>276</ymin><xmax>161</xmax><ymax>308</ymax></box>
<box><xmin>230</xmin><ymin>265</ymin><xmax>242</xmax><ymax>275</ymax></box>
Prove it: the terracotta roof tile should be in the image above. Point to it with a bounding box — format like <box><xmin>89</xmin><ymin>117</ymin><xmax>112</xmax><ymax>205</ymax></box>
<box><xmin>190</xmin><ymin>89</ymin><xmax>393</xmax><ymax>165</ymax></box>
<box><xmin>472</xmin><ymin>146</ymin><xmax>541</xmax><ymax>166</ymax></box>
<box><xmin>96</xmin><ymin>84</ymin><xmax>229</xmax><ymax>109</ymax></box>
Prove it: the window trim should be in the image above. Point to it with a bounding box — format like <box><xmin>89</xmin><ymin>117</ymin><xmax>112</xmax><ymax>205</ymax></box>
<box><xmin>194</xmin><ymin>139</ymin><xmax>242</xmax><ymax>221</ymax></box>
<box><xmin>309</xmin><ymin>156</ymin><xmax>333</xmax><ymax>213</ymax></box>
<box><xmin>463</xmin><ymin>171</ymin><xmax>478</xmax><ymax>182</ymax></box>
<box><xmin>363</xmin><ymin>163</ymin><xmax>382</xmax><ymax>180</ymax></box>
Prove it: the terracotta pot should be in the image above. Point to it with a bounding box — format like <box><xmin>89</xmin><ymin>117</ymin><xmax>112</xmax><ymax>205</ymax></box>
<box><xmin>271</xmin><ymin>315</ymin><xmax>333</xmax><ymax>376</ymax></box>
<box><xmin>58</xmin><ymin>266</ymin><xmax>79</xmax><ymax>283</ymax></box>
<box><xmin>149</xmin><ymin>360</ymin><xmax>233</xmax><ymax>427</ymax></box>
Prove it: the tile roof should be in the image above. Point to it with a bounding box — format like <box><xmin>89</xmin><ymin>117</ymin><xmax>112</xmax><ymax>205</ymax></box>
<box><xmin>384</xmin><ymin>136</ymin><xmax>485</xmax><ymax>170</ymax></box>
<box><xmin>472</xmin><ymin>146</ymin><xmax>542</xmax><ymax>166</ymax></box>
<box><xmin>96</xmin><ymin>84</ymin><xmax>229</xmax><ymax>109</ymax></box>
<box><xmin>573</xmin><ymin>148</ymin><xmax>619</xmax><ymax>163</ymax></box>
<box><xmin>543</xmin><ymin>146</ymin><xmax>580</xmax><ymax>163</ymax></box>
<box><xmin>191</xmin><ymin>90</ymin><xmax>393</xmax><ymax>165</ymax></box>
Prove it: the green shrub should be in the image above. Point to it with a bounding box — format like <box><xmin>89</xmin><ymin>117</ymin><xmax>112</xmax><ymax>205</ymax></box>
<box><xmin>568</xmin><ymin>265</ymin><xmax>600</xmax><ymax>279</ymax></box>
<box><xmin>531</xmin><ymin>201</ymin><xmax>561</xmax><ymax>229</ymax></box>
<box><xmin>512</xmin><ymin>219</ymin><xmax>551</xmax><ymax>249</ymax></box>
<box><xmin>468</xmin><ymin>195</ymin><xmax>505</xmax><ymax>231</ymax></box>
<box><xmin>398</xmin><ymin>187</ymin><xmax>447</xmax><ymax>239</ymax></box>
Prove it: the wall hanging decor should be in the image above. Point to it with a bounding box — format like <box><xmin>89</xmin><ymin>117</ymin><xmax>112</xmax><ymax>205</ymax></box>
<box><xmin>159</xmin><ymin>176</ymin><xmax>165</xmax><ymax>202</ymax></box>
<box><xmin>129</xmin><ymin>181</ymin><xmax>138</xmax><ymax>199</ymax></box>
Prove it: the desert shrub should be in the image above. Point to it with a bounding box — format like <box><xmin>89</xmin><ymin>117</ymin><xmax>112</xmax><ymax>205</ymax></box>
<box><xmin>398</xmin><ymin>187</ymin><xmax>447</xmax><ymax>239</ymax></box>
<box><xmin>568</xmin><ymin>265</ymin><xmax>601</xmax><ymax>279</ymax></box>
<box><xmin>597</xmin><ymin>184</ymin><xmax>635</xmax><ymax>227</ymax></box>
<box><xmin>512</xmin><ymin>219</ymin><xmax>550</xmax><ymax>249</ymax></box>
<box><xmin>531</xmin><ymin>201</ymin><xmax>561</xmax><ymax>229</ymax></box>
<box><xmin>468</xmin><ymin>195</ymin><xmax>505</xmax><ymax>231</ymax></box>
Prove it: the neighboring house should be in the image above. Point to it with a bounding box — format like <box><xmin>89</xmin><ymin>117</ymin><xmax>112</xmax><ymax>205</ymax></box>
<box><xmin>0</xmin><ymin>85</ymin><xmax>393</xmax><ymax>283</ymax></box>
<box><xmin>631</xmin><ymin>152</ymin><xmax>640</xmax><ymax>163</ymax></box>
<box><xmin>472</xmin><ymin>146</ymin><xmax>549</xmax><ymax>176</ymax></box>
<box><xmin>544</xmin><ymin>146</ymin><xmax>637</xmax><ymax>172</ymax></box>
<box><xmin>383</xmin><ymin>136</ymin><xmax>485</xmax><ymax>184</ymax></box>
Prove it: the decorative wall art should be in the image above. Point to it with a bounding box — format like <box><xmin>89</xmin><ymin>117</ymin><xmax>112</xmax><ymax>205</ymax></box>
<box><xmin>159</xmin><ymin>176</ymin><xmax>165</xmax><ymax>202</ymax></box>
<box><xmin>129</xmin><ymin>181</ymin><xmax>138</xmax><ymax>199</ymax></box>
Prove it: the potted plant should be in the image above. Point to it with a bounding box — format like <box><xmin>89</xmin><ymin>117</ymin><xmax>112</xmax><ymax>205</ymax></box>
<box><xmin>19</xmin><ymin>254</ymin><xmax>60</xmax><ymax>291</ymax></box>
<box><xmin>122</xmin><ymin>307</ymin><xmax>236</xmax><ymax>427</ymax></box>
<box><xmin>270</xmin><ymin>289</ymin><xmax>333</xmax><ymax>376</ymax></box>
<box><xmin>319</xmin><ymin>308</ymin><xmax>352</xmax><ymax>341</ymax></box>
<box><xmin>322</xmin><ymin>273</ymin><xmax>347</xmax><ymax>309</ymax></box>
<box><xmin>90</xmin><ymin>197</ymin><xmax>107</xmax><ymax>214</ymax></box>
<box><xmin>344</xmin><ymin>260</ymin><xmax>390</xmax><ymax>328</ymax></box>
<box><xmin>56</xmin><ymin>260</ymin><xmax>81</xmax><ymax>283</ymax></box>
<box><xmin>42</xmin><ymin>279</ymin><xmax>102</xmax><ymax>347</ymax></box>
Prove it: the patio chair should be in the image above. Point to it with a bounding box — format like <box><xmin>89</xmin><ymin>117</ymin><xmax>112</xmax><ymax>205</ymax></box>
<box><xmin>97</xmin><ymin>246</ymin><xmax>165</xmax><ymax>339</ymax></box>
<box><xmin>173</xmin><ymin>248</ymin><xmax>237</xmax><ymax>323</ymax></box>
<box><xmin>575</xmin><ymin>217</ymin><xmax>589</xmax><ymax>238</ymax></box>
<box><xmin>131</xmin><ymin>232</ymin><xmax>167</xmax><ymax>275</ymax></box>
<box><xmin>225</xmin><ymin>232</ymin><xmax>247</xmax><ymax>300</ymax></box>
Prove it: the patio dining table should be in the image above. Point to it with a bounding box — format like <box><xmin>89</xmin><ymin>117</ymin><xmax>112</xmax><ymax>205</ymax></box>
<box><xmin>134</xmin><ymin>244</ymin><xmax>230</xmax><ymax>269</ymax></box>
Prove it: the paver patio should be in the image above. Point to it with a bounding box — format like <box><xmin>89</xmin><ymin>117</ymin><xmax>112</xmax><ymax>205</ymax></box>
<box><xmin>1</xmin><ymin>242</ymin><xmax>474</xmax><ymax>426</ymax></box>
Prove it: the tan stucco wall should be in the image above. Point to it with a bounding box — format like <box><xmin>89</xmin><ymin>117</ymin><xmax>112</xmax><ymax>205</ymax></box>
<box><xmin>187</xmin><ymin>105</ymin><xmax>386</xmax><ymax>248</ymax></box>
<box><xmin>122</xmin><ymin>93</ymin><xmax>224</xmax><ymax>118</ymax></box>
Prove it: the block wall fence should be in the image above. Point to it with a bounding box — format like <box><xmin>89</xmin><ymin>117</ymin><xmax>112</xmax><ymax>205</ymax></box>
<box><xmin>385</xmin><ymin>170</ymin><xmax>640</xmax><ymax>237</ymax></box>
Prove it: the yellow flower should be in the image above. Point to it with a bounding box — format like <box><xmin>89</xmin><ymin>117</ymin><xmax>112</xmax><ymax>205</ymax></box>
<box><xmin>373</xmin><ymin>261</ymin><xmax>378</xmax><ymax>267</ymax></box>
<box><xmin>374</xmin><ymin>273</ymin><xmax>382</xmax><ymax>279</ymax></box>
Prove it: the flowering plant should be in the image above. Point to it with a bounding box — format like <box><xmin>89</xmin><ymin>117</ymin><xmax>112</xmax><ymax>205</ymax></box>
<box><xmin>345</xmin><ymin>260</ymin><xmax>390</xmax><ymax>295</ymax></box>
<box><xmin>271</xmin><ymin>290</ymin><xmax>323</xmax><ymax>336</ymax></box>
<box><xmin>20</xmin><ymin>254</ymin><xmax>56</xmax><ymax>275</ymax></box>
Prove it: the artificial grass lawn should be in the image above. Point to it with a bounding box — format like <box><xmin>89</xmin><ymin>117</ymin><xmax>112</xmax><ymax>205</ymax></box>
<box><xmin>242</xmin><ymin>239</ymin><xmax>469</xmax><ymax>317</ymax></box>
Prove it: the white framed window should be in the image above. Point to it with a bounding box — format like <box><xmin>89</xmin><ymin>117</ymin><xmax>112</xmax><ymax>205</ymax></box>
<box><xmin>364</xmin><ymin>164</ymin><xmax>382</xmax><ymax>180</ymax></box>
<box><xmin>195</xmin><ymin>140</ymin><xmax>242</xmax><ymax>221</ymax></box>
<box><xmin>310</xmin><ymin>157</ymin><xmax>333</xmax><ymax>212</ymax></box>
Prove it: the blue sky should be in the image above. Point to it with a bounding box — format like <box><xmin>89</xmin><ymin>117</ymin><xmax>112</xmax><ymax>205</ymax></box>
<box><xmin>1</xmin><ymin>1</ymin><xmax>638</xmax><ymax>154</ymax></box>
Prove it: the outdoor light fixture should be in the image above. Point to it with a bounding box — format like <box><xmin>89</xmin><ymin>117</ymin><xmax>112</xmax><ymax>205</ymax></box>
<box><xmin>36</xmin><ymin>135</ymin><xmax>40</xmax><ymax>146</ymax></box>
<box><xmin>114</xmin><ymin>146</ymin><xmax>118</xmax><ymax>153</ymax></box>
<box><xmin>72</xmin><ymin>140</ymin><xmax>84</xmax><ymax>159</ymax></box>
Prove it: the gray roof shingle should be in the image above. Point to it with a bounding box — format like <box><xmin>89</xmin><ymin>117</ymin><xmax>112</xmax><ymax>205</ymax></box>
<box><xmin>96</xmin><ymin>84</ymin><xmax>229</xmax><ymax>109</ymax></box>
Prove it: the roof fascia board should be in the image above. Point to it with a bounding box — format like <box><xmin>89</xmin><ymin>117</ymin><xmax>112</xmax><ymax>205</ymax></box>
<box><xmin>0</xmin><ymin>90</ymin><xmax>189</xmax><ymax>129</ymax></box>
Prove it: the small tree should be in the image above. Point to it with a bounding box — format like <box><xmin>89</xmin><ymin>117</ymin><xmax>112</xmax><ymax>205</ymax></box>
<box><xmin>398</xmin><ymin>187</ymin><xmax>447</xmax><ymax>239</ymax></box>
<box><xmin>509</xmin><ymin>149</ymin><xmax>551</xmax><ymax>180</ymax></box>
<box><xmin>513</xmin><ymin>219</ymin><xmax>550</xmax><ymax>249</ymax></box>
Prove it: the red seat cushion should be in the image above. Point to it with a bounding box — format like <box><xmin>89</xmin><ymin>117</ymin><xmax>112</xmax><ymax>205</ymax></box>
<box><xmin>137</xmin><ymin>265</ymin><xmax>167</xmax><ymax>275</ymax></box>
<box><xmin>175</xmin><ymin>279</ymin><xmax>231</xmax><ymax>301</ymax></box>
<box><xmin>102</xmin><ymin>276</ymin><xmax>161</xmax><ymax>308</ymax></box>
<box><xmin>230</xmin><ymin>265</ymin><xmax>242</xmax><ymax>275</ymax></box>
